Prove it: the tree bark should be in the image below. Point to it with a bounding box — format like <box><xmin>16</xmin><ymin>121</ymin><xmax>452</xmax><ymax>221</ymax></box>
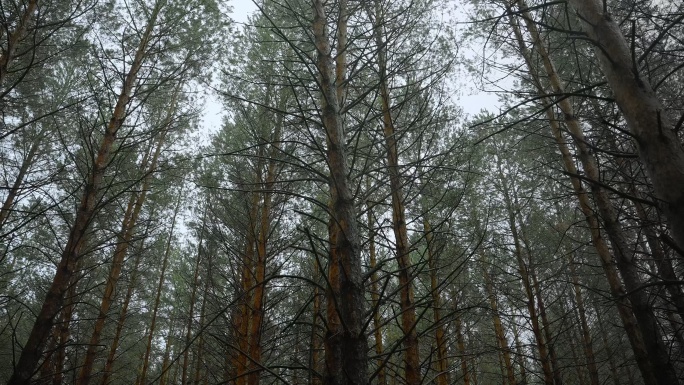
<box><xmin>568</xmin><ymin>256</ymin><xmax>600</xmax><ymax>385</ymax></box>
<box><xmin>519</xmin><ymin>5</ymin><xmax>677</xmax><ymax>379</ymax></box>
<box><xmin>424</xmin><ymin>218</ymin><xmax>449</xmax><ymax>385</ymax></box>
<box><xmin>512</xmin><ymin>321</ymin><xmax>526</xmax><ymax>385</ymax></box>
<box><xmin>0</xmin><ymin>0</ymin><xmax>38</xmax><ymax>88</ymax></box>
<box><xmin>480</xmin><ymin>252</ymin><xmax>517</xmax><ymax>385</ymax></box>
<box><xmin>508</xmin><ymin>9</ymin><xmax>662</xmax><ymax>385</ymax></box>
<box><xmin>78</xmin><ymin>98</ymin><xmax>174</xmax><ymax>385</ymax></box>
<box><xmin>137</xmin><ymin>191</ymin><xmax>182</xmax><ymax>385</ymax></box>
<box><xmin>312</xmin><ymin>2</ymin><xmax>369</xmax><ymax>385</ymax></box>
<box><xmin>182</xmin><ymin>229</ymin><xmax>204</xmax><ymax>385</ymax></box>
<box><xmin>191</xmin><ymin>278</ymin><xmax>209</xmax><ymax>385</ymax></box>
<box><xmin>52</xmin><ymin>266</ymin><xmax>80</xmax><ymax>385</ymax></box>
<box><xmin>367</xmin><ymin>1</ymin><xmax>421</xmax><ymax>382</ymax></box>
<box><xmin>100</xmin><ymin>227</ymin><xmax>150</xmax><ymax>385</ymax></box>
<box><xmin>7</xmin><ymin>2</ymin><xmax>161</xmax><ymax>382</ymax></box>
<box><xmin>455</xmin><ymin>315</ymin><xmax>470</xmax><ymax>385</ymax></box>
<box><xmin>566</xmin><ymin>0</ymin><xmax>684</xmax><ymax>256</ymax></box>
<box><xmin>367</xmin><ymin>204</ymin><xmax>386</xmax><ymax>385</ymax></box>
<box><xmin>495</xmin><ymin>158</ymin><xmax>550</xmax><ymax>385</ymax></box>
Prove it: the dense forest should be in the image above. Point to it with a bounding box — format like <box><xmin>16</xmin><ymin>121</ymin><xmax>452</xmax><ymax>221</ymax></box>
<box><xmin>1</xmin><ymin>0</ymin><xmax>683</xmax><ymax>384</ymax></box>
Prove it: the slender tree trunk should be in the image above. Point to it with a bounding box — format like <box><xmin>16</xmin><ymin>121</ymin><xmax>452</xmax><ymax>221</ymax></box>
<box><xmin>0</xmin><ymin>130</ymin><xmax>43</xmax><ymax>232</ymax></box>
<box><xmin>424</xmin><ymin>218</ymin><xmax>449</xmax><ymax>385</ymax></box>
<box><xmin>455</xmin><ymin>315</ymin><xmax>470</xmax><ymax>385</ymax></box>
<box><xmin>246</xmin><ymin>108</ymin><xmax>282</xmax><ymax>385</ymax></box>
<box><xmin>367</xmin><ymin>204</ymin><xmax>386</xmax><ymax>385</ymax></box>
<box><xmin>7</xmin><ymin>3</ymin><xmax>161</xmax><ymax>382</ymax></box>
<box><xmin>595</xmin><ymin>308</ymin><xmax>623</xmax><ymax>385</ymax></box>
<box><xmin>564</xmin><ymin>315</ymin><xmax>587</xmax><ymax>385</ymax></box>
<box><xmin>529</xmin><ymin>264</ymin><xmax>562</xmax><ymax>385</ymax></box>
<box><xmin>480</xmin><ymin>253</ymin><xmax>516</xmax><ymax>385</ymax></box>
<box><xmin>631</xmin><ymin>189</ymin><xmax>684</xmax><ymax>321</ymax></box>
<box><xmin>310</xmin><ymin>285</ymin><xmax>323</xmax><ymax>385</ymax></box>
<box><xmin>137</xmin><ymin>192</ymin><xmax>182</xmax><ymax>385</ymax></box>
<box><xmin>368</xmin><ymin>0</ymin><xmax>420</xmax><ymax>381</ymax></box>
<box><xmin>191</xmin><ymin>278</ymin><xmax>209</xmax><ymax>385</ymax></box>
<box><xmin>512</xmin><ymin>321</ymin><xmax>526</xmax><ymax>385</ymax></box>
<box><xmin>518</xmin><ymin>214</ymin><xmax>562</xmax><ymax>385</ymax></box>
<box><xmin>232</xmin><ymin>182</ymin><xmax>260</xmax><ymax>385</ymax></box>
<box><xmin>78</xmin><ymin>109</ymin><xmax>172</xmax><ymax>385</ymax></box>
<box><xmin>182</xmin><ymin>225</ymin><xmax>205</xmax><ymax>385</ymax></box>
<box><xmin>517</xmin><ymin>4</ymin><xmax>677</xmax><ymax>380</ymax></box>
<box><xmin>496</xmin><ymin>164</ymin><xmax>551</xmax><ymax>385</ymax></box>
<box><xmin>99</xmin><ymin>233</ymin><xmax>148</xmax><ymax>385</ymax></box>
<box><xmin>568</xmin><ymin>256</ymin><xmax>600</xmax><ymax>385</ymax></box>
<box><xmin>312</xmin><ymin>1</ymin><xmax>368</xmax><ymax>384</ymax></box>
<box><xmin>158</xmin><ymin>315</ymin><xmax>177</xmax><ymax>385</ymax></box>
<box><xmin>0</xmin><ymin>0</ymin><xmax>38</xmax><ymax>88</ymax></box>
<box><xmin>52</xmin><ymin>269</ymin><xmax>79</xmax><ymax>385</ymax></box>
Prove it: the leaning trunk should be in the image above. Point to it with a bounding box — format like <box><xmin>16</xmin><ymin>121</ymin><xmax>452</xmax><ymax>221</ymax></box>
<box><xmin>7</xmin><ymin>3</ymin><xmax>161</xmax><ymax>382</ymax></box>
<box><xmin>566</xmin><ymin>0</ymin><xmax>684</xmax><ymax>258</ymax></box>
<box><xmin>508</xmin><ymin>10</ymin><xmax>660</xmax><ymax>385</ymax></box>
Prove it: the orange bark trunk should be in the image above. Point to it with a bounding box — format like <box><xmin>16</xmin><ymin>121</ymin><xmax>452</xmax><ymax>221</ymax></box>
<box><xmin>100</xmin><ymin>233</ymin><xmax>148</xmax><ymax>385</ymax></box>
<box><xmin>368</xmin><ymin>0</ymin><xmax>420</xmax><ymax>381</ymax></box>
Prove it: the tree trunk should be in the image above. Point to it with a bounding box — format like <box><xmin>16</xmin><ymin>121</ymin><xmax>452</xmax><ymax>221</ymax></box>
<box><xmin>191</xmin><ymin>278</ymin><xmax>209</xmax><ymax>385</ymax></box>
<box><xmin>566</xmin><ymin>0</ymin><xmax>684</xmax><ymax>257</ymax></box>
<box><xmin>368</xmin><ymin>0</ymin><xmax>420</xmax><ymax>381</ymax></box>
<box><xmin>455</xmin><ymin>315</ymin><xmax>470</xmax><ymax>385</ymax></box>
<box><xmin>52</xmin><ymin>268</ymin><xmax>79</xmax><ymax>385</ymax></box>
<box><xmin>512</xmin><ymin>321</ymin><xmax>525</xmax><ymax>385</ymax></box>
<box><xmin>232</xmin><ymin>177</ymin><xmax>261</xmax><ymax>385</ymax></box>
<box><xmin>530</xmin><ymin>269</ymin><xmax>562</xmax><ymax>385</ymax></box>
<box><xmin>312</xmin><ymin>2</ymin><xmax>369</xmax><ymax>385</ymax></box>
<box><xmin>595</xmin><ymin>308</ymin><xmax>623</xmax><ymax>385</ymax></box>
<box><xmin>7</xmin><ymin>3</ymin><xmax>161</xmax><ymax>382</ymax></box>
<box><xmin>183</xmin><ymin>221</ymin><xmax>206</xmax><ymax>385</ymax></box>
<box><xmin>100</xmin><ymin>229</ymin><xmax>150</xmax><ymax>385</ymax></box>
<box><xmin>517</xmin><ymin>4</ymin><xmax>677</xmax><ymax>379</ymax></box>
<box><xmin>495</xmin><ymin>158</ymin><xmax>551</xmax><ymax>385</ymax></box>
<box><xmin>310</xmin><ymin>284</ymin><xmax>323</xmax><ymax>385</ymax></box>
<box><xmin>246</xmin><ymin>106</ymin><xmax>282</xmax><ymax>385</ymax></box>
<box><xmin>0</xmin><ymin>0</ymin><xmax>38</xmax><ymax>88</ymax></box>
<box><xmin>424</xmin><ymin>218</ymin><xmax>449</xmax><ymax>385</ymax></box>
<box><xmin>568</xmin><ymin>256</ymin><xmax>600</xmax><ymax>385</ymax></box>
<box><xmin>508</xmin><ymin>10</ymin><xmax>662</xmax><ymax>385</ymax></box>
<box><xmin>367</xmin><ymin>204</ymin><xmax>386</xmax><ymax>385</ymax></box>
<box><xmin>518</xmin><ymin>214</ymin><xmax>562</xmax><ymax>385</ymax></box>
<box><xmin>78</xmin><ymin>105</ymin><xmax>173</xmax><ymax>385</ymax></box>
<box><xmin>480</xmin><ymin>252</ymin><xmax>517</xmax><ymax>385</ymax></box>
<box><xmin>158</xmin><ymin>314</ymin><xmax>178</xmax><ymax>385</ymax></box>
<box><xmin>137</xmin><ymin>191</ymin><xmax>182</xmax><ymax>385</ymax></box>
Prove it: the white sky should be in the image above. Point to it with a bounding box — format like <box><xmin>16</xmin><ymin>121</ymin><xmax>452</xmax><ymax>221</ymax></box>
<box><xmin>230</xmin><ymin>1</ymin><xmax>259</xmax><ymax>24</ymax></box>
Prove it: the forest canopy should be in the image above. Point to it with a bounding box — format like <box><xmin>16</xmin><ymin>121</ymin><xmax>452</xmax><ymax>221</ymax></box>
<box><xmin>1</xmin><ymin>0</ymin><xmax>683</xmax><ymax>384</ymax></box>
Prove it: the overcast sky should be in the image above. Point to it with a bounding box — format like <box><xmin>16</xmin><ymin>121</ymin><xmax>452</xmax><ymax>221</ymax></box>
<box><xmin>230</xmin><ymin>1</ymin><xmax>258</xmax><ymax>24</ymax></box>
